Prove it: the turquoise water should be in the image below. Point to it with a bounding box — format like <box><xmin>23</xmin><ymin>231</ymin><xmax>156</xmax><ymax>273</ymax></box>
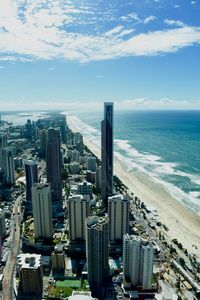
<box><xmin>70</xmin><ymin>110</ymin><xmax>200</xmax><ymax>215</ymax></box>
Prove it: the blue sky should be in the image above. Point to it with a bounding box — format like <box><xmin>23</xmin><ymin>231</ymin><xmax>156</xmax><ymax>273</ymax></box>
<box><xmin>0</xmin><ymin>0</ymin><xmax>200</xmax><ymax>111</ymax></box>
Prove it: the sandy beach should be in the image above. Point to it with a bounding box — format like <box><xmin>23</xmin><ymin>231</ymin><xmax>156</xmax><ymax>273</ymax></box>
<box><xmin>67</xmin><ymin>116</ymin><xmax>200</xmax><ymax>257</ymax></box>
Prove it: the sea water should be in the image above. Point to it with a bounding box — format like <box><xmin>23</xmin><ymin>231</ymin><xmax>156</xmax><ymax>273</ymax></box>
<box><xmin>69</xmin><ymin>110</ymin><xmax>200</xmax><ymax>215</ymax></box>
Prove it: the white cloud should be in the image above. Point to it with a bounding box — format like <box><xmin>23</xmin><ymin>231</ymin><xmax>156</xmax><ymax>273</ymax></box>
<box><xmin>0</xmin><ymin>66</ymin><xmax>5</xmax><ymax>69</ymax></box>
<box><xmin>1</xmin><ymin>97</ymin><xmax>200</xmax><ymax>111</ymax></box>
<box><xmin>0</xmin><ymin>1</ymin><xmax>200</xmax><ymax>63</ymax></box>
<box><xmin>143</xmin><ymin>16</ymin><xmax>157</xmax><ymax>24</ymax></box>
<box><xmin>104</xmin><ymin>26</ymin><xmax>124</xmax><ymax>37</ymax></box>
<box><xmin>120</xmin><ymin>12</ymin><xmax>140</xmax><ymax>22</ymax></box>
<box><xmin>164</xmin><ymin>19</ymin><xmax>185</xmax><ymax>27</ymax></box>
<box><xmin>119</xmin><ymin>98</ymin><xmax>200</xmax><ymax>110</ymax></box>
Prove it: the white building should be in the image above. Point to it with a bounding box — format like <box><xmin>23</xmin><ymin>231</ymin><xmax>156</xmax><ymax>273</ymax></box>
<box><xmin>86</xmin><ymin>215</ymin><xmax>109</xmax><ymax>286</ymax></box>
<box><xmin>108</xmin><ymin>194</ymin><xmax>129</xmax><ymax>242</ymax></box>
<box><xmin>77</xmin><ymin>181</ymin><xmax>92</xmax><ymax>197</ymax></box>
<box><xmin>32</xmin><ymin>183</ymin><xmax>53</xmax><ymax>239</ymax></box>
<box><xmin>140</xmin><ymin>242</ymin><xmax>154</xmax><ymax>289</ymax></box>
<box><xmin>17</xmin><ymin>253</ymin><xmax>43</xmax><ymax>296</ymax></box>
<box><xmin>123</xmin><ymin>234</ymin><xmax>154</xmax><ymax>290</ymax></box>
<box><xmin>86</xmin><ymin>156</ymin><xmax>96</xmax><ymax>172</ymax></box>
<box><xmin>2</xmin><ymin>147</ymin><xmax>15</xmax><ymax>185</ymax></box>
<box><xmin>67</xmin><ymin>194</ymin><xmax>90</xmax><ymax>241</ymax></box>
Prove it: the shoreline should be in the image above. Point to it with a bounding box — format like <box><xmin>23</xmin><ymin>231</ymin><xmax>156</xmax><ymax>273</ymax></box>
<box><xmin>67</xmin><ymin>115</ymin><xmax>200</xmax><ymax>257</ymax></box>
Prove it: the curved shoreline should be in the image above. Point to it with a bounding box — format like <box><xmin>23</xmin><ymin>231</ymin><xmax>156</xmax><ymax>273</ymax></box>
<box><xmin>67</xmin><ymin>115</ymin><xmax>200</xmax><ymax>257</ymax></box>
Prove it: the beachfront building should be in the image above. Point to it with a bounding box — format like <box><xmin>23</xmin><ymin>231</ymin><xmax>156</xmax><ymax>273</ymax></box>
<box><xmin>24</xmin><ymin>160</ymin><xmax>38</xmax><ymax>203</ymax></box>
<box><xmin>18</xmin><ymin>254</ymin><xmax>43</xmax><ymax>297</ymax></box>
<box><xmin>101</xmin><ymin>102</ymin><xmax>113</xmax><ymax>204</ymax></box>
<box><xmin>46</xmin><ymin>128</ymin><xmax>62</xmax><ymax>203</ymax></box>
<box><xmin>67</xmin><ymin>194</ymin><xmax>90</xmax><ymax>241</ymax></box>
<box><xmin>108</xmin><ymin>194</ymin><xmax>130</xmax><ymax>242</ymax></box>
<box><xmin>1</xmin><ymin>147</ymin><xmax>15</xmax><ymax>185</ymax></box>
<box><xmin>123</xmin><ymin>234</ymin><xmax>154</xmax><ymax>290</ymax></box>
<box><xmin>77</xmin><ymin>181</ymin><xmax>93</xmax><ymax>197</ymax></box>
<box><xmin>32</xmin><ymin>183</ymin><xmax>53</xmax><ymax>240</ymax></box>
<box><xmin>86</xmin><ymin>215</ymin><xmax>109</xmax><ymax>287</ymax></box>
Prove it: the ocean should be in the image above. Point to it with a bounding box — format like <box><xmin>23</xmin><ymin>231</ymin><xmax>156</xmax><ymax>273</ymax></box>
<box><xmin>2</xmin><ymin>110</ymin><xmax>200</xmax><ymax>216</ymax></box>
<box><xmin>67</xmin><ymin>110</ymin><xmax>200</xmax><ymax>216</ymax></box>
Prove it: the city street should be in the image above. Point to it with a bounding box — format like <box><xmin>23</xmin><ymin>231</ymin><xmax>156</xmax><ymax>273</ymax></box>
<box><xmin>2</xmin><ymin>195</ymin><xmax>22</xmax><ymax>300</ymax></box>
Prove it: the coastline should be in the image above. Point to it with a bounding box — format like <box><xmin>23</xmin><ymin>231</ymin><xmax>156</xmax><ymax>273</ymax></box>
<box><xmin>67</xmin><ymin>115</ymin><xmax>200</xmax><ymax>257</ymax></box>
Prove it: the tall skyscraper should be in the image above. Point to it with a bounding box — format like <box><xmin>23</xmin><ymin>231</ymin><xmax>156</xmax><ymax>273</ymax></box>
<box><xmin>32</xmin><ymin>183</ymin><xmax>53</xmax><ymax>239</ymax></box>
<box><xmin>18</xmin><ymin>254</ymin><xmax>43</xmax><ymax>297</ymax></box>
<box><xmin>108</xmin><ymin>194</ymin><xmax>130</xmax><ymax>242</ymax></box>
<box><xmin>0</xmin><ymin>133</ymin><xmax>7</xmax><ymax>170</ymax></box>
<box><xmin>24</xmin><ymin>160</ymin><xmax>38</xmax><ymax>203</ymax></box>
<box><xmin>2</xmin><ymin>147</ymin><xmax>15</xmax><ymax>185</ymax></box>
<box><xmin>46</xmin><ymin>128</ymin><xmax>62</xmax><ymax>203</ymax></box>
<box><xmin>39</xmin><ymin>129</ymin><xmax>46</xmax><ymax>158</ymax></box>
<box><xmin>25</xmin><ymin>119</ymin><xmax>33</xmax><ymax>140</ymax></box>
<box><xmin>67</xmin><ymin>194</ymin><xmax>90</xmax><ymax>241</ymax></box>
<box><xmin>139</xmin><ymin>242</ymin><xmax>154</xmax><ymax>290</ymax></box>
<box><xmin>101</xmin><ymin>102</ymin><xmax>113</xmax><ymax>203</ymax></box>
<box><xmin>86</xmin><ymin>156</ymin><xmax>97</xmax><ymax>172</ymax></box>
<box><xmin>86</xmin><ymin>215</ymin><xmax>109</xmax><ymax>287</ymax></box>
<box><xmin>95</xmin><ymin>167</ymin><xmax>101</xmax><ymax>193</ymax></box>
<box><xmin>123</xmin><ymin>234</ymin><xmax>154</xmax><ymax>290</ymax></box>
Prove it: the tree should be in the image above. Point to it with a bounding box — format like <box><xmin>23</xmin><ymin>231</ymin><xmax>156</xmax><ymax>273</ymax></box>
<box><xmin>179</xmin><ymin>257</ymin><xmax>185</xmax><ymax>267</ymax></box>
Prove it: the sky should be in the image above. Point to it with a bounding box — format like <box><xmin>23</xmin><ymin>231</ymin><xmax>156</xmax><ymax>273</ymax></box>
<box><xmin>0</xmin><ymin>0</ymin><xmax>200</xmax><ymax>111</ymax></box>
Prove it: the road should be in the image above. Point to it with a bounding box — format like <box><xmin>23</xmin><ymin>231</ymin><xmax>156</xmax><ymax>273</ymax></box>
<box><xmin>2</xmin><ymin>195</ymin><xmax>22</xmax><ymax>300</ymax></box>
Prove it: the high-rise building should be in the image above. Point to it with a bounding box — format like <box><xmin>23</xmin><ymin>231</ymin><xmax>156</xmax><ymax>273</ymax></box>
<box><xmin>32</xmin><ymin>183</ymin><xmax>53</xmax><ymax>239</ymax></box>
<box><xmin>123</xmin><ymin>234</ymin><xmax>154</xmax><ymax>290</ymax></box>
<box><xmin>86</xmin><ymin>215</ymin><xmax>109</xmax><ymax>287</ymax></box>
<box><xmin>139</xmin><ymin>242</ymin><xmax>154</xmax><ymax>290</ymax></box>
<box><xmin>77</xmin><ymin>181</ymin><xmax>93</xmax><ymax>197</ymax></box>
<box><xmin>74</xmin><ymin>132</ymin><xmax>83</xmax><ymax>145</ymax></box>
<box><xmin>101</xmin><ymin>102</ymin><xmax>113</xmax><ymax>203</ymax></box>
<box><xmin>52</xmin><ymin>244</ymin><xmax>65</xmax><ymax>272</ymax></box>
<box><xmin>60</xmin><ymin>119</ymin><xmax>67</xmax><ymax>144</ymax></box>
<box><xmin>25</xmin><ymin>119</ymin><xmax>33</xmax><ymax>140</ymax></box>
<box><xmin>18</xmin><ymin>254</ymin><xmax>43</xmax><ymax>297</ymax></box>
<box><xmin>2</xmin><ymin>147</ymin><xmax>15</xmax><ymax>185</ymax></box>
<box><xmin>24</xmin><ymin>160</ymin><xmax>38</xmax><ymax>203</ymax></box>
<box><xmin>95</xmin><ymin>167</ymin><xmax>101</xmax><ymax>193</ymax></box>
<box><xmin>0</xmin><ymin>133</ymin><xmax>7</xmax><ymax>169</ymax></box>
<box><xmin>86</xmin><ymin>156</ymin><xmax>97</xmax><ymax>172</ymax></box>
<box><xmin>108</xmin><ymin>194</ymin><xmax>130</xmax><ymax>242</ymax></box>
<box><xmin>0</xmin><ymin>211</ymin><xmax>6</xmax><ymax>237</ymax></box>
<box><xmin>67</xmin><ymin>194</ymin><xmax>90</xmax><ymax>241</ymax></box>
<box><xmin>46</xmin><ymin>128</ymin><xmax>62</xmax><ymax>203</ymax></box>
<box><xmin>71</xmin><ymin>149</ymin><xmax>80</xmax><ymax>163</ymax></box>
<box><xmin>39</xmin><ymin>129</ymin><xmax>46</xmax><ymax>158</ymax></box>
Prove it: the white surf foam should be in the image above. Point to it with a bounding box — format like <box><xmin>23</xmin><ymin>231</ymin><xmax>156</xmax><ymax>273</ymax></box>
<box><xmin>68</xmin><ymin>114</ymin><xmax>200</xmax><ymax>215</ymax></box>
